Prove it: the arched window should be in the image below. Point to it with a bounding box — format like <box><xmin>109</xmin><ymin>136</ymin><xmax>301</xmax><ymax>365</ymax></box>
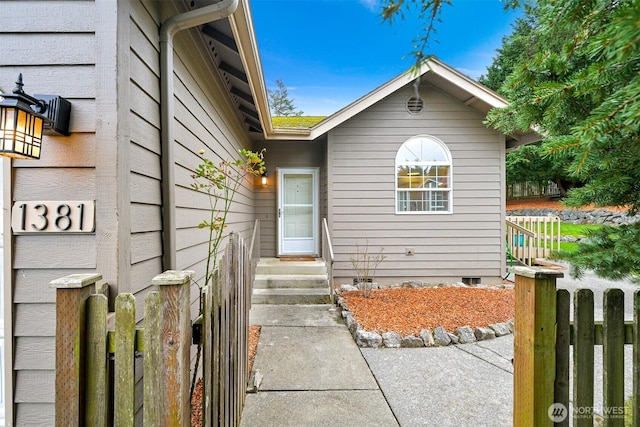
<box><xmin>395</xmin><ymin>135</ymin><xmax>452</xmax><ymax>213</ymax></box>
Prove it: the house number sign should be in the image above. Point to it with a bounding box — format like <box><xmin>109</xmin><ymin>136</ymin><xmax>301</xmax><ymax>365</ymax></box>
<box><xmin>11</xmin><ymin>201</ymin><xmax>95</xmax><ymax>234</ymax></box>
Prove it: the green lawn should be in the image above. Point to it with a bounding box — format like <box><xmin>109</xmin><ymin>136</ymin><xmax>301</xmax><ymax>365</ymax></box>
<box><xmin>553</xmin><ymin>222</ymin><xmax>603</xmax><ymax>254</ymax></box>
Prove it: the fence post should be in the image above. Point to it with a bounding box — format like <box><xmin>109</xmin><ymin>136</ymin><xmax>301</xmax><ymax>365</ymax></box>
<box><xmin>512</xmin><ymin>266</ymin><xmax>564</xmax><ymax>427</ymax></box>
<box><xmin>50</xmin><ymin>273</ymin><xmax>103</xmax><ymax>427</ymax></box>
<box><xmin>150</xmin><ymin>270</ymin><xmax>195</xmax><ymax>426</ymax></box>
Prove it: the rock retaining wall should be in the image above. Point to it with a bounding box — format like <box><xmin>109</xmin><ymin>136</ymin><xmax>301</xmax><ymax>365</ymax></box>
<box><xmin>507</xmin><ymin>208</ymin><xmax>639</xmax><ymax>225</ymax></box>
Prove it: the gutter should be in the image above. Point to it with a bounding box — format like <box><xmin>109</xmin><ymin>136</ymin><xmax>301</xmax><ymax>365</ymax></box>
<box><xmin>159</xmin><ymin>0</ymin><xmax>239</xmax><ymax>270</ymax></box>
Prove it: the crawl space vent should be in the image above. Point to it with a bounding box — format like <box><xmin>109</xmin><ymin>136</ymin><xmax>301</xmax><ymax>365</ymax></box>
<box><xmin>406</xmin><ymin>96</ymin><xmax>424</xmax><ymax>114</ymax></box>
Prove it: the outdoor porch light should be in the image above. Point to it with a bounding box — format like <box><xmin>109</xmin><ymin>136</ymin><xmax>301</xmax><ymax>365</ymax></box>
<box><xmin>261</xmin><ymin>171</ymin><xmax>268</xmax><ymax>186</ymax></box>
<box><xmin>0</xmin><ymin>73</ymin><xmax>71</xmax><ymax>160</ymax></box>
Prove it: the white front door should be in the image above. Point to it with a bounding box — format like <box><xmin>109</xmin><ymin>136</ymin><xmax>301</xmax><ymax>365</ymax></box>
<box><xmin>277</xmin><ymin>168</ymin><xmax>319</xmax><ymax>256</ymax></box>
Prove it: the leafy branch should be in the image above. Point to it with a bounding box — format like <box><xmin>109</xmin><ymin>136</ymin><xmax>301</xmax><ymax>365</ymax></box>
<box><xmin>191</xmin><ymin>148</ymin><xmax>265</xmax><ymax>288</ymax></box>
<box><xmin>189</xmin><ymin>147</ymin><xmax>264</xmax><ymax>397</ymax></box>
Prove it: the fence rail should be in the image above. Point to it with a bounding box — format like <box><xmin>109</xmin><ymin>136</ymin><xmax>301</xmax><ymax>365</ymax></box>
<box><xmin>506</xmin><ymin>216</ymin><xmax>561</xmax><ymax>266</ymax></box>
<box><xmin>512</xmin><ymin>267</ymin><xmax>640</xmax><ymax>427</ymax></box>
<box><xmin>52</xmin><ymin>232</ymin><xmax>253</xmax><ymax>426</ymax></box>
<box><xmin>508</xmin><ymin>181</ymin><xmax>560</xmax><ymax>199</ymax></box>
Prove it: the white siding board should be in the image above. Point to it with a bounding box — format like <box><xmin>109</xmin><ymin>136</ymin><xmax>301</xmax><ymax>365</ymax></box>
<box><xmin>175</xmin><ymin>207</ymin><xmax>210</xmax><ymax>229</ymax></box>
<box><xmin>13</xmin><ymin>167</ymin><xmax>95</xmax><ymax>199</ymax></box>
<box><xmin>130</xmin><ymin>113</ymin><xmax>161</xmax><ymax>154</ymax></box>
<box><xmin>130</xmin><ymin>48</ymin><xmax>161</xmax><ymax>101</ymax></box>
<box><xmin>18</xmin><ymin>134</ymin><xmax>96</xmax><ymax>168</ymax></box>
<box><xmin>15</xmin><ymin>371</ymin><xmax>55</xmax><ymax>403</ymax></box>
<box><xmin>14</xmin><ymin>235</ymin><xmax>96</xmax><ymax>269</ymax></box>
<box><xmin>129</xmin><ymin>12</ymin><xmax>160</xmax><ymax>76</ymax></box>
<box><xmin>0</xmin><ymin>66</ymin><xmax>96</xmax><ymax>98</ymax></box>
<box><xmin>131</xmin><ymin>232</ymin><xmax>163</xmax><ymax>264</ymax></box>
<box><xmin>176</xmin><ymin>228</ymin><xmax>207</xmax><ymax>252</ymax></box>
<box><xmin>131</xmin><ymin>143</ymin><xmax>161</xmax><ymax>179</ymax></box>
<box><xmin>332</xmin><ymin>228</ymin><xmax>500</xmax><ymax>239</ymax></box>
<box><xmin>0</xmin><ymin>33</ymin><xmax>96</xmax><ymax>66</ymax></box>
<box><xmin>333</xmin><ymin>214</ymin><xmax>499</xmax><ymax>224</ymax></box>
<box><xmin>14</xmin><ymin>337</ymin><xmax>55</xmax><ymax>370</ymax></box>
<box><xmin>176</xmin><ymin>244</ymin><xmax>208</xmax><ymax>270</ymax></box>
<box><xmin>15</xmin><ymin>403</ymin><xmax>54</xmax><ymax>427</ymax></box>
<box><xmin>14</xmin><ymin>304</ymin><xmax>55</xmax><ymax>337</ymax></box>
<box><xmin>130</xmin><ymin>258</ymin><xmax>162</xmax><ymax>293</ymax></box>
<box><xmin>1</xmin><ymin>1</ymin><xmax>96</xmax><ymax>32</ymax></box>
<box><xmin>131</xmin><ymin>203</ymin><xmax>162</xmax><ymax>233</ymax></box>
<box><xmin>60</xmin><ymin>98</ymin><xmax>97</xmax><ymax>133</ymax></box>
<box><xmin>13</xmin><ymin>269</ymin><xmax>93</xmax><ymax>303</ymax></box>
<box><xmin>130</xmin><ymin>173</ymin><xmax>162</xmax><ymax>205</ymax></box>
<box><xmin>130</xmin><ymin>81</ymin><xmax>161</xmax><ymax>127</ymax></box>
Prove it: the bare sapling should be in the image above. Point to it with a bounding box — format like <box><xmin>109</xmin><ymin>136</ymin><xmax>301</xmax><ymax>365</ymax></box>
<box><xmin>349</xmin><ymin>240</ymin><xmax>386</xmax><ymax>298</ymax></box>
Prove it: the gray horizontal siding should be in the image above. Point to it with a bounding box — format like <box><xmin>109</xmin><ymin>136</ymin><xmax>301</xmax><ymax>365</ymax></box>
<box><xmin>14</xmin><ymin>337</ymin><xmax>55</xmax><ymax>370</ymax></box>
<box><xmin>14</xmin><ymin>403</ymin><xmax>54</xmax><ymax>427</ymax></box>
<box><xmin>1</xmin><ymin>1</ymin><xmax>96</xmax><ymax>32</ymax></box>
<box><xmin>129</xmin><ymin>0</ymin><xmax>163</xmax><ymax>305</ymax></box>
<box><xmin>329</xmin><ymin>84</ymin><xmax>505</xmax><ymax>284</ymax></box>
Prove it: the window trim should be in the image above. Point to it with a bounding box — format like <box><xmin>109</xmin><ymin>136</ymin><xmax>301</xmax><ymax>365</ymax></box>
<box><xmin>395</xmin><ymin>135</ymin><xmax>453</xmax><ymax>215</ymax></box>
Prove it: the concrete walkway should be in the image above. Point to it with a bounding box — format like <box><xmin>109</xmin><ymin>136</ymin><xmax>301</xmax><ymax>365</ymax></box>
<box><xmin>240</xmin><ymin>305</ymin><xmax>399</xmax><ymax>427</ymax></box>
<box><xmin>241</xmin><ymin>271</ymin><xmax>637</xmax><ymax>426</ymax></box>
<box><xmin>241</xmin><ymin>304</ymin><xmax>514</xmax><ymax>427</ymax></box>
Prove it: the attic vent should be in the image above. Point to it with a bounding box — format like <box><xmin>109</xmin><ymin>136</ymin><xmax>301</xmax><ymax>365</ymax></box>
<box><xmin>406</xmin><ymin>96</ymin><xmax>424</xmax><ymax>114</ymax></box>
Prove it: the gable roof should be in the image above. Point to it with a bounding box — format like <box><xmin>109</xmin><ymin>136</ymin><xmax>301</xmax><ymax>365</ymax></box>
<box><xmin>230</xmin><ymin>0</ymin><xmax>539</xmax><ymax>146</ymax></box>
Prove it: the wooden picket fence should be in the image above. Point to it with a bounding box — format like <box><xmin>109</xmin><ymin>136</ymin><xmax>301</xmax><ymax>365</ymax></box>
<box><xmin>512</xmin><ymin>267</ymin><xmax>640</xmax><ymax>427</ymax></box>
<box><xmin>507</xmin><ymin>180</ymin><xmax>560</xmax><ymax>199</ymax></box>
<box><xmin>51</xmin><ymin>232</ymin><xmax>253</xmax><ymax>426</ymax></box>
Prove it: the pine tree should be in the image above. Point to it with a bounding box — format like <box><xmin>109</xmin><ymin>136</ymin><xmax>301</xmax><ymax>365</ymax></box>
<box><xmin>268</xmin><ymin>79</ymin><xmax>303</xmax><ymax>117</ymax></box>
<box><xmin>486</xmin><ymin>0</ymin><xmax>640</xmax><ymax>280</ymax></box>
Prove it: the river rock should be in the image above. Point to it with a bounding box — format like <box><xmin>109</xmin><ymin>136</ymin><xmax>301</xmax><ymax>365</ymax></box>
<box><xmin>433</xmin><ymin>326</ymin><xmax>451</xmax><ymax>346</ymax></box>
<box><xmin>474</xmin><ymin>326</ymin><xmax>496</xmax><ymax>341</ymax></box>
<box><xmin>455</xmin><ymin>326</ymin><xmax>476</xmax><ymax>344</ymax></box>
<box><xmin>356</xmin><ymin>330</ymin><xmax>382</xmax><ymax>348</ymax></box>
<box><xmin>489</xmin><ymin>322</ymin><xmax>511</xmax><ymax>337</ymax></box>
<box><xmin>420</xmin><ymin>329</ymin><xmax>435</xmax><ymax>347</ymax></box>
<box><xmin>401</xmin><ymin>335</ymin><xmax>424</xmax><ymax>348</ymax></box>
<box><xmin>382</xmin><ymin>331</ymin><xmax>402</xmax><ymax>348</ymax></box>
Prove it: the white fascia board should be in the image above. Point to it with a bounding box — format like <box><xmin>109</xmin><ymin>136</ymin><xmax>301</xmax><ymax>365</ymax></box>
<box><xmin>425</xmin><ymin>59</ymin><xmax>509</xmax><ymax>109</ymax></box>
<box><xmin>228</xmin><ymin>0</ymin><xmax>275</xmax><ymax>136</ymax></box>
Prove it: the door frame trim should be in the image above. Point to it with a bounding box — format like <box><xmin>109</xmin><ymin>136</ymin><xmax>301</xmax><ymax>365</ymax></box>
<box><xmin>276</xmin><ymin>167</ymin><xmax>320</xmax><ymax>256</ymax></box>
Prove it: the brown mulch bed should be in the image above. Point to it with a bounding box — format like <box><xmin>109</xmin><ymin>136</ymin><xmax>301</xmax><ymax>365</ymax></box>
<box><xmin>248</xmin><ymin>325</ymin><xmax>260</xmax><ymax>372</ymax></box>
<box><xmin>190</xmin><ymin>325</ymin><xmax>261</xmax><ymax>426</ymax></box>
<box><xmin>341</xmin><ymin>287</ymin><xmax>515</xmax><ymax>336</ymax></box>
<box><xmin>506</xmin><ymin>197</ymin><xmax>628</xmax><ymax>213</ymax></box>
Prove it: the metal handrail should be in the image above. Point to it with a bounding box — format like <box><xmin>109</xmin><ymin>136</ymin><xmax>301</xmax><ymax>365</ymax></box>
<box><xmin>248</xmin><ymin>219</ymin><xmax>260</xmax><ymax>288</ymax></box>
<box><xmin>321</xmin><ymin>218</ymin><xmax>335</xmax><ymax>304</ymax></box>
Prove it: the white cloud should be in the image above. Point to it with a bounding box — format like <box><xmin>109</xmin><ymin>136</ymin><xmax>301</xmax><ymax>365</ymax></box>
<box><xmin>358</xmin><ymin>0</ymin><xmax>380</xmax><ymax>13</ymax></box>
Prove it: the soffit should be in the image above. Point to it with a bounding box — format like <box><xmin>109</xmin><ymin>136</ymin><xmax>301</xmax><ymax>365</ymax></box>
<box><xmin>183</xmin><ymin>0</ymin><xmax>262</xmax><ymax>134</ymax></box>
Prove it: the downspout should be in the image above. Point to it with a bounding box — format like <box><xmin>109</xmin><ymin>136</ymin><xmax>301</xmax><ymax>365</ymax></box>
<box><xmin>159</xmin><ymin>0</ymin><xmax>239</xmax><ymax>269</ymax></box>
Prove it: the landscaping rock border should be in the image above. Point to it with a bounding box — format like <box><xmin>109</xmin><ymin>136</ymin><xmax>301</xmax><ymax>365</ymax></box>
<box><xmin>507</xmin><ymin>207</ymin><xmax>638</xmax><ymax>225</ymax></box>
<box><xmin>336</xmin><ymin>286</ymin><xmax>515</xmax><ymax>349</ymax></box>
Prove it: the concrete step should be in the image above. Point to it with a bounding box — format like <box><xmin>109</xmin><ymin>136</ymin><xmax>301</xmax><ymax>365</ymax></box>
<box><xmin>255</xmin><ymin>258</ymin><xmax>327</xmax><ymax>276</ymax></box>
<box><xmin>253</xmin><ymin>274</ymin><xmax>329</xmax><ymax>289</ymax></box>
<box><xmin>251</xmin><ymin>288</ymin><xmax>331</xmax><ymax>305</ymax></box>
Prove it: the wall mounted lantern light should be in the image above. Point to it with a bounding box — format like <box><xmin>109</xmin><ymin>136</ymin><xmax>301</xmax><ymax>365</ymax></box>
<box><xmin>261</xmin><ymin>171</ymin><xmax>268</xmax><ymax>186</ymax></box>
<box><xmin>0</xmin><ymin>73</ymin><xmax>71</xmax><ymax>160</ymax></box>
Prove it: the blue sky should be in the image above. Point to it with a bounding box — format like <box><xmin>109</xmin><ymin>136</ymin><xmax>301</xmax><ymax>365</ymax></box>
<box><xmin>250</xmin><ymin>0</ymin><xmax>522</xmax><ymax>116</ymax></box>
